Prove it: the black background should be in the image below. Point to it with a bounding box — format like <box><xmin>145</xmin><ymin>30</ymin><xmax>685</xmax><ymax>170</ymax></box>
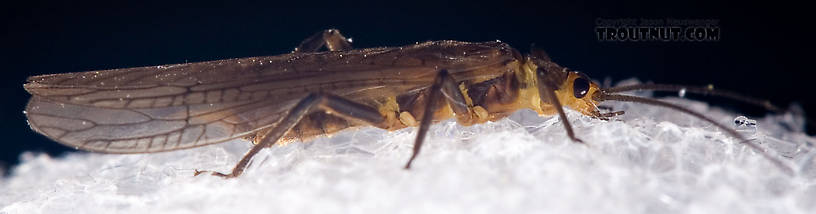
<box><xmin>2</xmin><ymin>1</ymin><xmax>812</xmax><ymax>173</ymax></box>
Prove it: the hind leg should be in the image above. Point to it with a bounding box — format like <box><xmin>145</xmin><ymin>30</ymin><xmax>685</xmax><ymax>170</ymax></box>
<box><xmin>196</xmin><ymin>93</ymin><xmax>387</xmax><ymax>178</ymax></box>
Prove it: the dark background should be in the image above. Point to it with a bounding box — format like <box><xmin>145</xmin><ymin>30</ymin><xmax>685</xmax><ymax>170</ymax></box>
<box><xmin>2</xmin><ymin>1</ymin><xmax>812</xmax><ymax>173</ymax></box>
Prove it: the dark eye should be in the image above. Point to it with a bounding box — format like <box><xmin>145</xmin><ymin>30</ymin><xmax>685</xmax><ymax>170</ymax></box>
<box><xmin>573</xmin><ymin>77</ymin><xmax>589</xmax><ymax>98</ymax></box>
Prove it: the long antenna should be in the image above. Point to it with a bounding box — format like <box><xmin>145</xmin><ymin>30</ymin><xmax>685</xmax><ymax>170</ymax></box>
<box><xmin>596</xmin><ymin>92</ymin><xmax>794</xmax><ymax>175</ymax></box>
<box><xmin>603</xmin><ymin>83</ymin><xmax>783</xmax><ymax>113</ymax></box>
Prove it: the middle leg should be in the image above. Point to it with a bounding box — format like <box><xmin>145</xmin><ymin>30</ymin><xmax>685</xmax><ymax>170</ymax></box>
<box><xmin>404</xmin><ymin>69</ymin><xmax>483</xmax><ymax>169</ymax></box>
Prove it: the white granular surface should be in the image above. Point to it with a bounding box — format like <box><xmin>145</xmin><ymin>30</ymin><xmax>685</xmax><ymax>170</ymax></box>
<box><xmin>2</xmin><ymin>82</ymin><xmax>815</xmax><ymax>214</ymax></box>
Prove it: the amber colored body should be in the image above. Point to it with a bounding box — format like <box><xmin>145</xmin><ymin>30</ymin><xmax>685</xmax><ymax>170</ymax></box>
<box><xmin>25</xmin><ymin>30</ymin><xmax>793</xmax><ymax>178</ymax></box>
<box><xmin>24</xmin><ymin>40</ymin><xmax>600</xmax><ymax>154</ymax></box>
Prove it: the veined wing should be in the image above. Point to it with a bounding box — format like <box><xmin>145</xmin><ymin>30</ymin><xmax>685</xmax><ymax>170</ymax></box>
<box><xmin>23</xmin><ymin>40</ymin><xmax>517</xmax><ymax>153</ymax></box>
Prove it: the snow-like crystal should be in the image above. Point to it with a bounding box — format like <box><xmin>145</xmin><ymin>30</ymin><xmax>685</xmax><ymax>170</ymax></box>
<box><xmin>734</xmin><ymin>115</ymin><xmax>758</xmax><ymax>127</ymax></box>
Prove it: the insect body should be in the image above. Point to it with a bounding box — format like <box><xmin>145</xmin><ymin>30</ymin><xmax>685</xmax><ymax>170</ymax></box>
<box><xmin>23</xmin><ymin>29</ymin><xmax>791</xmax><ymax>177</ymax></box>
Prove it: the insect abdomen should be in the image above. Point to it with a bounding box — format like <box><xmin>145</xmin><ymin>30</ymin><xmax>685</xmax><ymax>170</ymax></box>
<box><xmin>278</xmin><ymin>111</ymin><xmax>357</xmax><ymax>144</ymax></box>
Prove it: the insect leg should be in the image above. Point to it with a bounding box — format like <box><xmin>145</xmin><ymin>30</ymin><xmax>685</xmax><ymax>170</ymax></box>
<box><xmin>438</xmin><ymin>71</ymin><xmax>493</xmax><ymax>125</ymax></box>
<box><xmin>536</xmin><ymin>69</ymin><xmax>584</xmax><ymax>143</ymax></box>
<box><xmin>439</xmin><ymin>71</ymin><xmax>471</xmax><ymax>120</ymax></box>
<box><xmin>198</xmin><ymin>93</ymin><xmax>386</xmax><ymax>178</ymax></box>
<box><xmin>294</xmin><ymin>29</ymin><xmax>353</xmax><ymax>52</ymax></box>
<box><xmin>404</xmin><ymin>69</ymin><xmax>450</xmax><ymax>169</ymax></box>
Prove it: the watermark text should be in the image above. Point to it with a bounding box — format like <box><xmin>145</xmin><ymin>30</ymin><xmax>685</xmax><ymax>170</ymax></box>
<box><xmin>595</xmin><ymin>18</ymin><xmax>720</xmax><ymax>42</ymax></box>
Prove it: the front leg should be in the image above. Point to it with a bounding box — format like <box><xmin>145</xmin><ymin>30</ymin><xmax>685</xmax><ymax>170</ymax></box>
<box><xmin>536</xmin><ymin>68</ymin><xmax>584</xmax><ymax>143</ymax></box>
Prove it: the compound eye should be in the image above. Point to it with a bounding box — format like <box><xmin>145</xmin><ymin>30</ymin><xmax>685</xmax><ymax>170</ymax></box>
<box><xmin>573</xmin><ymin>77</ymin><xmax>590</xmax><ymax>98</ymax></box>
